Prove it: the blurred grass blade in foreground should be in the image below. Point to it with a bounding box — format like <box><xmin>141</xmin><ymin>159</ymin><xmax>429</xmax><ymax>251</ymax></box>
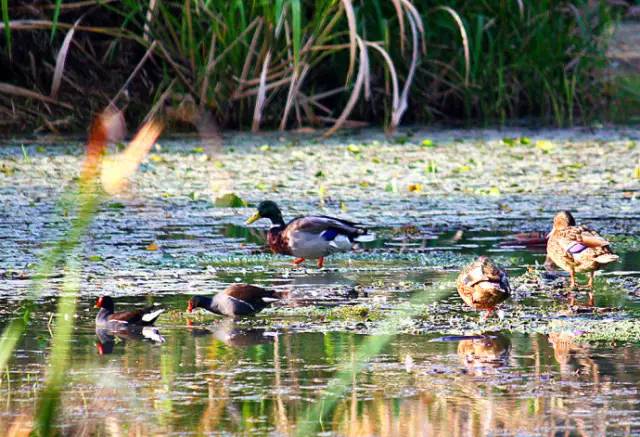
<box><xmin>100</xmin><ymin>118</ymin><xmax>164</xmax><ymax>195</ymax></box>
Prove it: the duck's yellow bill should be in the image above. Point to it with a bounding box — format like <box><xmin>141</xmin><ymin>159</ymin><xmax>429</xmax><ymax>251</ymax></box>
<box><xmin>246</xmin><ymin>212</ymin><xmax>261</xmax><ymax>224</ymax></box>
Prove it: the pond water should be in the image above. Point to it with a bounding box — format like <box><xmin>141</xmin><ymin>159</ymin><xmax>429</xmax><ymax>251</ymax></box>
<box><xmin>1</xmin><ymin>130</ymin><xmax>640</xmax><ymax>435</ymax></box>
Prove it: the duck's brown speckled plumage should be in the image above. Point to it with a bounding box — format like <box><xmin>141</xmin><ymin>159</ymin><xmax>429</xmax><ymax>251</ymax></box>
<box><xmin>546</xmin><ymin>211</ymin><xmax>618</xmax><ymax>287</ymax></box>
<box><xmin>456</xmin><ymin>256</ymin><xmax>510</xmax><ymax>314</ymax></box>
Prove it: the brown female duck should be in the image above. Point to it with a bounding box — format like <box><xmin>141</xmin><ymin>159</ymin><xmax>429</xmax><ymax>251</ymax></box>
<box><xmin>456</xmin><ymin>256</ymin><xmax>510</xmax><ymax>319</ymax></box>
<box><xmin>546</xmin><ymin>211</ymin><xmax>618</xmax><ymax>288</ymax></box>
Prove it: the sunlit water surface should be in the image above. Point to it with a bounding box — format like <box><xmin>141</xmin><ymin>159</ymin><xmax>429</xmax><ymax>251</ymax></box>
<box><xmin>1</xmin><ymin>229</ymin><xmax>640</xmax><ymax>436</ymax></box>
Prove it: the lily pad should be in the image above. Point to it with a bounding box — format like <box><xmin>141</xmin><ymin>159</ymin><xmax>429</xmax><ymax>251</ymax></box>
<box><xmin>214</xmin><ymin>193</ymin><xmax>247</xmax><ymax>208</ymax></box>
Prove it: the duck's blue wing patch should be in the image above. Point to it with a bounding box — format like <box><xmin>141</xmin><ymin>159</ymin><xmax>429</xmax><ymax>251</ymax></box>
<box><xmin>320</xmin><ymin>229</ymin><xmax>339</xmax><ymax>241</ymax></box>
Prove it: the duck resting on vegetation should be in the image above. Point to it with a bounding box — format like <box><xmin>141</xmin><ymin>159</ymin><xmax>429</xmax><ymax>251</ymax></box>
<box><xmin>456</xmin><ymin>256</ymin><xmax>511</xmax><ymax>320</ymax></box>
<box><xmin>245</xmin><ymin>200</ymin><xmax>373</xmax><ymax>268</ymax></box>
<box><xmin>187</xmin><ymin>284</ymin><xmax>285</xmax><ymax>317</ymax></box>
<box><xmin>95</xmin><ymin>295</ymin><xmax>164</xmax><ymax>327</ymax></box>
<box><xmin>546</xmin><ymin>211</ymin><xmax>619</xmax><ymax>289</ymax></box>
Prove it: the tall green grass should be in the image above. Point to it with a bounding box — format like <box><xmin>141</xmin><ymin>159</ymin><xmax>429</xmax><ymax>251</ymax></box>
<box><xmin>0</xmin><ymin>1</ymin><xmax>627</xmax><ymax>132</ymax></box>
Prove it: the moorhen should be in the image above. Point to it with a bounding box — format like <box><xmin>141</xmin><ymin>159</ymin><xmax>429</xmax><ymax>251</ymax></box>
<box><xmin>245</xmin><ymin>200</ymin><xmax>373</xmax><ymax>268</ymax></box>
<box><xmin>187</xmin><ymin>284</ymin><xmax>284</xmax><ymax>317</ymax></box>
<box><xmin>95</xmin><ymin>295</ymin><xmax>164</xmax><ymax>327</ymax></box>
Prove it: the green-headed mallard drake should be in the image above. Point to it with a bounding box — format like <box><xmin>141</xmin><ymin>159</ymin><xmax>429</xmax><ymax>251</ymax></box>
<box><xmin>245</xmin><ymin>200</ymin><xmax>373</xmax><ymax>268</ymax></box>
<box><xmin>546</xmin><ymin>211</ymin><xmax>619</xmax><ymax>289</ymax></box>
<box><xmin>456</xmin><ymin>256</ymin><xmax>510</xmax><ymax>319</ymax></box>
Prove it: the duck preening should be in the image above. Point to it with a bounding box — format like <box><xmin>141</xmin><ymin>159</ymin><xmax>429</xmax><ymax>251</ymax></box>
<box><xmin>95</xmin><ymin>295</ymin><xmax>164</xmax><ymax>327</ymax></box>
<box><xmin>546</xmin><ymin>211</ymin><xmax>619</xmax><ymax>289</ymax></box>
<box><xmin>456</xmin><ymin>256</ymin><xmax>511</xmax><ymax>319</ymax></box>
<box><xmin>187</xmin><ymin>284</ymin><xmax>285</xmax><ymax>317</ymax></box>
<box><xmin>245</xmin><ymin>200</ymin><xmax>373</xmax><ymax>268</ymax></box>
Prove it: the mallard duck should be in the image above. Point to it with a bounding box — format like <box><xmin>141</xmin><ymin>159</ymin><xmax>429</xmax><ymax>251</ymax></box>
<box><xmin>456</xmin><ymin>256</ymin><xmax>510</xmax><ymax>319</ymax></box>
<box><xmin>245</xmin><ymin>200</ymin><xmax>372</xmax><ymax>268</ymax></box>
<box><xmin>546</xmin><ymin>211</ymin><xmax>619</xmax><ymax>289</ymax></box>
<box><xmin>187</xmin><ymin>284</ymin><xmax>284</xmax><ymax>317</ymax></box>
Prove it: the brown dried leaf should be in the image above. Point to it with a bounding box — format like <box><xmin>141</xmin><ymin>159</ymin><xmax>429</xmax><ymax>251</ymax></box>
<box><xmin>0</xmin><ymin>82</ymin><xmax>72</xmax><ymax>109</ymax></box>
<box><xmin>341</xmin><ymin>0</ymin><xmax>358</xmax><ymax>82</ymax></box>
<box><xmin>51</xmin><ymin>15</ymin><xmax>85</xmax><ymax>99</ymax></box>
<box><xmin>252</xmin><ymin>50</ymin><xmax>271</xmax><ymax>132</ymax></box>
<box><xmin>323</xmin><ymin>36</ymin><xmax>368</xmax><ymax>137</ymax></box>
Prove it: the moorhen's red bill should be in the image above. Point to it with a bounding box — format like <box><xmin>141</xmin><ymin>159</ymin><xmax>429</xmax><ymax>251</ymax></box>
<box><xmin>95</xmin><ymin>295</ymin><xmax>164</xmax><ymax>327</ymax></box>
<box><xmin>187</xmin><ymin>284</ymin><xmax>284</xmax><ymax>317</ymax></box>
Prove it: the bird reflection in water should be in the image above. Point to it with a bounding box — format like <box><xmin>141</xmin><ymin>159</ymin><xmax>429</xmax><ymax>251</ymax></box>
<box><xmin>457</xmin><ymin>333</ymin><xmax>511</xmax><ymax>375</ymax></box>
<box><xmin>187</xmin><ymin>318</ymin><xmax>276</xmax><ymax>347</ymax></box>
<box><xmin>95</xmin><ymin>326</ymin><xmax>165</xmax><ymax>355</ymax></box>
<box><xmin>547</xmin><ymin>331</ymin><xmax>597</xmax><ymax>376</ymax></box>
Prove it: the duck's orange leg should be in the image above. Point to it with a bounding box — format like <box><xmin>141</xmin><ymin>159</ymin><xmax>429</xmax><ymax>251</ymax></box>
<box><xmin>587</xmin><ymin>271</ymin><xmax>594</xmax><ymax>289</ymax></box>
<box><xmin>569</xmin><ymin>269</ymin><xmax>577</xmax><ymax>289</ymax></box>
<box><xmin>317</xmin><ymin>257</ymin><xmax>324</xmax><ymax>269</ymax></box>
<box><xmin>293</xmin><ymin>257</ymin><xmax>306</xmax><ymax>266</ymax></box>
<box><xmin>481</xmin><ymin>308</ymin><xmax>494</xmax><ymax>321</ymax></box>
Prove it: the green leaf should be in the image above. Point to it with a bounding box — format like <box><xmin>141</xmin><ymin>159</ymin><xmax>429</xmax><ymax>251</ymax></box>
<box><xmin>394</xmin><ymin>135</ymin><xmax>409</xmax><ymax>145</ymax></box>
<box><xmin>291</xmin><ymin>0</ymin><xmax>301</xmax><ymax>68</ymax></box>
<box><xmin>502</xmin><ymin>137</ymin><xmax>516</xmax><ymax>147</ymax></box>
<box><xmin>346</xmin><ymin>144</ymin><xmax>361</xmax><ymax>154</ymax></box>
<box><xmin>50</xmin><ymin>0</ymin><xmax>63</xmax><ymax>41</ymax></box>
<box><xmin>421</xmin><ymin>139</ymin><xmax>436</xmax><ymax>148</ymax></box>
<box><xmin>424</xmin><ymin>160</ymin><xmax>438</xmax><ymax>174</ymax></box>
<box><xmin>106</xmin><ymin>202</ymin><xmax>126</xmax><ymax>210</ymax></box>
<box><xmin>453</xmin><ymin>164</ymin><xmax>472</xmax><ymax>173</ymax></box>
<box><xmin>214</xmin><ymin>193</ymin><xmax>247</xmax><ymax>208</ymax></box>
<box><xmin>1</xmin><ymin>0</ymin><xmax>11</xmax><ymax>58</ymax></box>
<box><xmin>520</xmin><ymin>137</ymin><xmax>532</xmax><ymax>145</ymax></box>
<box><xmin>536</xmin><ymin>140</ymin><xmax>554</xmax><ymax>153</ymax></box>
